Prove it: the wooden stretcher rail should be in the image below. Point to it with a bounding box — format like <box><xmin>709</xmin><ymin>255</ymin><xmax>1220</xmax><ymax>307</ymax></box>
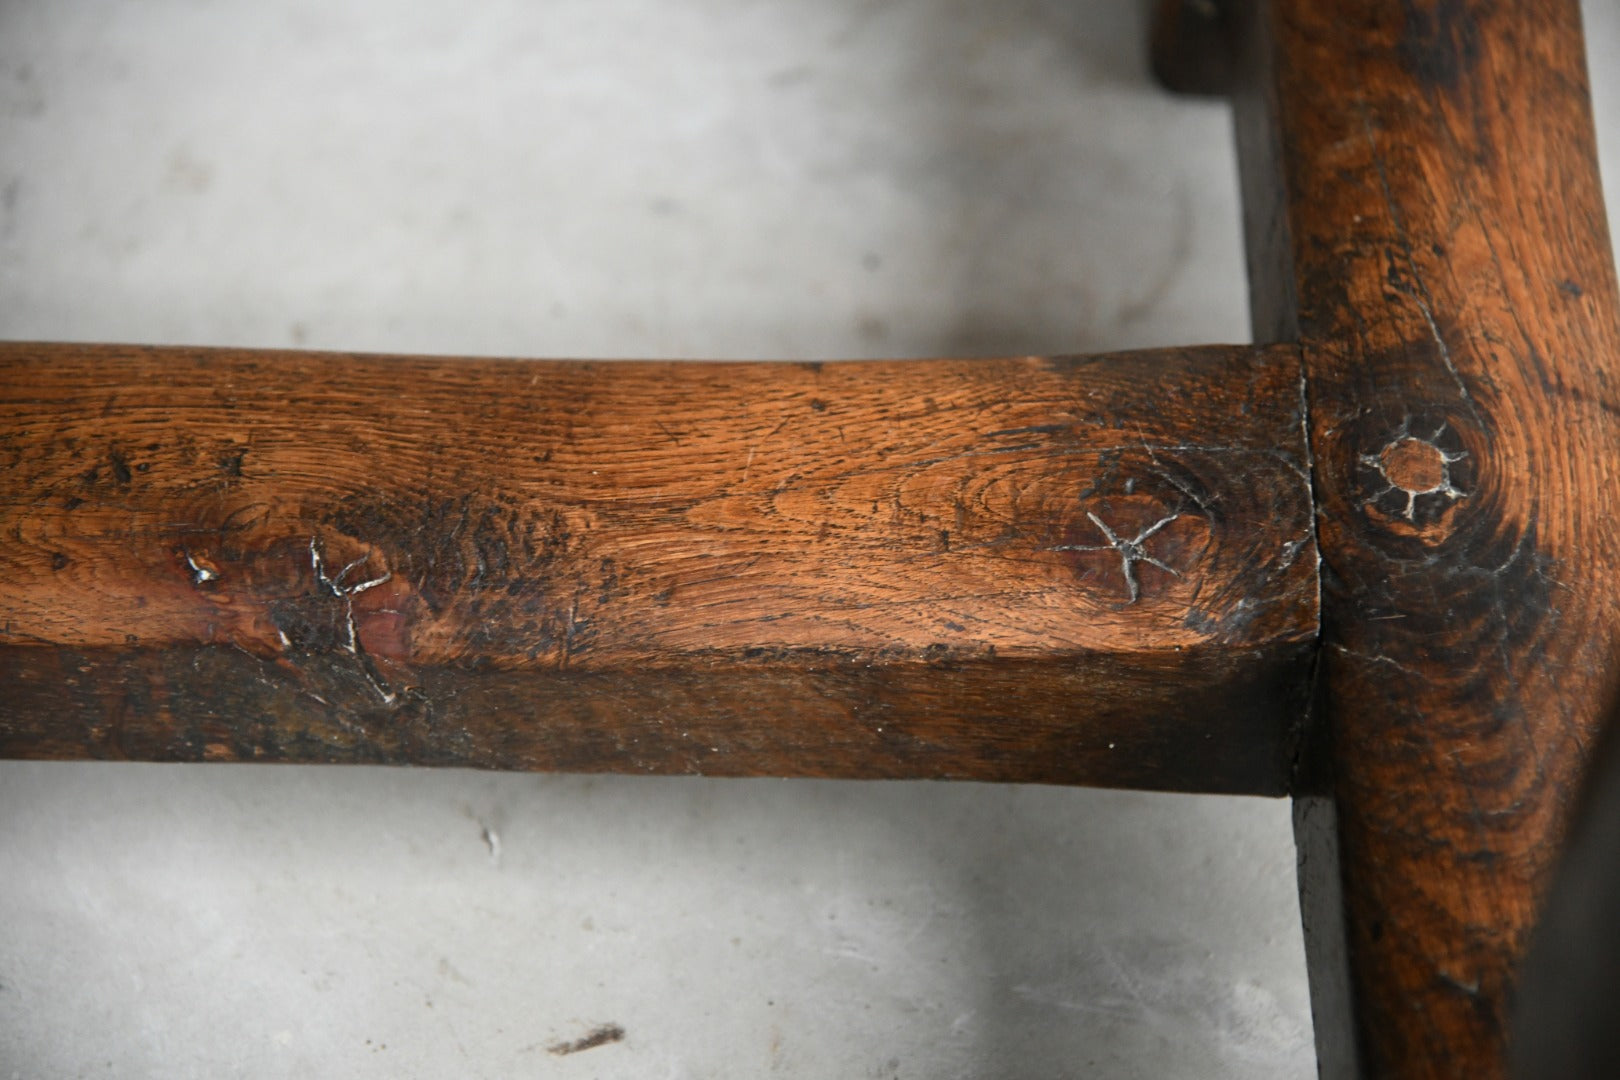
<box><xmin>0</xmin><ymin>341</ymin><xmax>1317</xmax><ymax>793</ymax></box>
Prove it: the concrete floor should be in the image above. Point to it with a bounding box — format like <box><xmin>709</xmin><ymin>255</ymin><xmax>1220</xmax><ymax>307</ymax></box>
<box><xmin>1</xmin><ymin>1</ymin><xmax>1615</xmax><ymax>1076</ymax></box>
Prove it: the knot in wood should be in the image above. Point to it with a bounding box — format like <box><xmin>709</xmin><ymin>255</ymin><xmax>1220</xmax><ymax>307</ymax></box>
<box><xmin>1357</xmin><ymin>423</ymin><xmax>1469</xmax><ymax>527</ymax></box>
<box><xmin>1379</xmin><ymin>437</ymin><xmax>1448</xmax><ymax>493</ymax></box>
<box><xmin>1049</xmin><ymin>504</ymin><xmax>1202</xmax><ymax>605</ymax></box>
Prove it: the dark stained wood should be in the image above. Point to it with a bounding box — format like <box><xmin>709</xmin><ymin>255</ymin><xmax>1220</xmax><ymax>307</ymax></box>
<box><xmin>1150</xmin><ymin>0</ymin><xmax>1236</xmax><ymax>97</ymax></box>
<box><xmin>0</xmin><ymin>341</ymin><xmax>1317</xmax><ymax>793</ymax></box>
<box><xmin>1232</xmin><ymin>0</ymin><xmax>1620</xmax><ymax>1074</ymax></box>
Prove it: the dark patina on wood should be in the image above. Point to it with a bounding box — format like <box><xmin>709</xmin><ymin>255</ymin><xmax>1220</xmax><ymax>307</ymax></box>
<box><xmin>0</xmin><ymin>342</ymin><xmax>1316</xmax><ymax>793</ymax></box>
<box><xmin>1232</xmin><ymin>0</ymin><xmax>1620</xmax><ymax>1074</ymax></box>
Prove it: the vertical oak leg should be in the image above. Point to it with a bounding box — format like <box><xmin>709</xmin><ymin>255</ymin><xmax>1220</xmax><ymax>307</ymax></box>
<box><xmin>1232</xmin><ymin>0</ymin><xmax>1620</xmax><ymax>1075</ymax></box>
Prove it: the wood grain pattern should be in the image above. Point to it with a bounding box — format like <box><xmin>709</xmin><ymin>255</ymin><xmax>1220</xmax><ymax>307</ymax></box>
<box><xmin>0</xmin><ymin>342</ymin><xmax>1317</xmax><ymax>792</ymax></box>
<box><xmin>1233</xmin><ymin>0</ymin><xmax>1620</xmax><ymax>1073</ymax></box>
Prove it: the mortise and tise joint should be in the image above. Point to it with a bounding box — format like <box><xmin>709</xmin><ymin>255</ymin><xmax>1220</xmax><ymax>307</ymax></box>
<box><xmin>1051</xmin><ymin>511</ymin><xmax>1183</xmax><ymax>604</ymax></box>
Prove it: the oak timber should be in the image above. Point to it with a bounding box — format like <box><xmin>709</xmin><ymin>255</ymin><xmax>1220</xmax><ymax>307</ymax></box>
<box><xmin>1232</xmin><ymin>0</ymin><xmax>1620</xmax><ymax>1074</ymax></box>
<box><xmin>0</xmin><ymin>342</ymin><xmax>1317</xmax><ymax>793</ymax></box>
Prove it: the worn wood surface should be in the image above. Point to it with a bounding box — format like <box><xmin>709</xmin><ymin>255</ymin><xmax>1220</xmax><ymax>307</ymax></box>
<box><xmin>1233</xmin><ymin>0</ymin><xmax>1620</xmax><ymax>1074</ymax></box>
<box><xmin>0</xmin><ymin>341</ymin><xmax>1316</xmax><ymax>792</ymax></box>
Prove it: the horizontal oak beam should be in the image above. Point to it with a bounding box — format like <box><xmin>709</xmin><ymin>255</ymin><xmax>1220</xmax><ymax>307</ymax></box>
<box><xmin>0</xmin><ymin>342</ymin><xmax>1317</xmax><ymax>793</ymax></box>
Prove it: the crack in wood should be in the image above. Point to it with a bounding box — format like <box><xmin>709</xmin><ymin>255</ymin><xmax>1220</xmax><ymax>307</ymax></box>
<box><xmin>1051</xmin><ymin>511</ymin><xmax>1185</xmax><ymax>604</ymax></box>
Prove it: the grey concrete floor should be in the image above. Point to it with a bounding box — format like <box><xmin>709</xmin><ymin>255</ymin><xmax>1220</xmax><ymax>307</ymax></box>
<box><xmin>1</xmin><ymin>1</ymin><xmax>1616</xmax><ymax>1077</ymax></box>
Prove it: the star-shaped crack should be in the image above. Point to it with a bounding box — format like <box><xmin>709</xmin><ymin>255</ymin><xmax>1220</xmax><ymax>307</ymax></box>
<box><xmin>309</xmin><ymin>537</ymin><xmax>396</xmax><ymax>704</ymax></box>
<box><xmin>1359</xmin><ymin>423</ymin><xmax>1468</xmax><ymax>522</ymax></box>
<box><xmin>1052</xmin><ymin>511</ymin><xmax>1182</xmax><ymax>603</ymax></box>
